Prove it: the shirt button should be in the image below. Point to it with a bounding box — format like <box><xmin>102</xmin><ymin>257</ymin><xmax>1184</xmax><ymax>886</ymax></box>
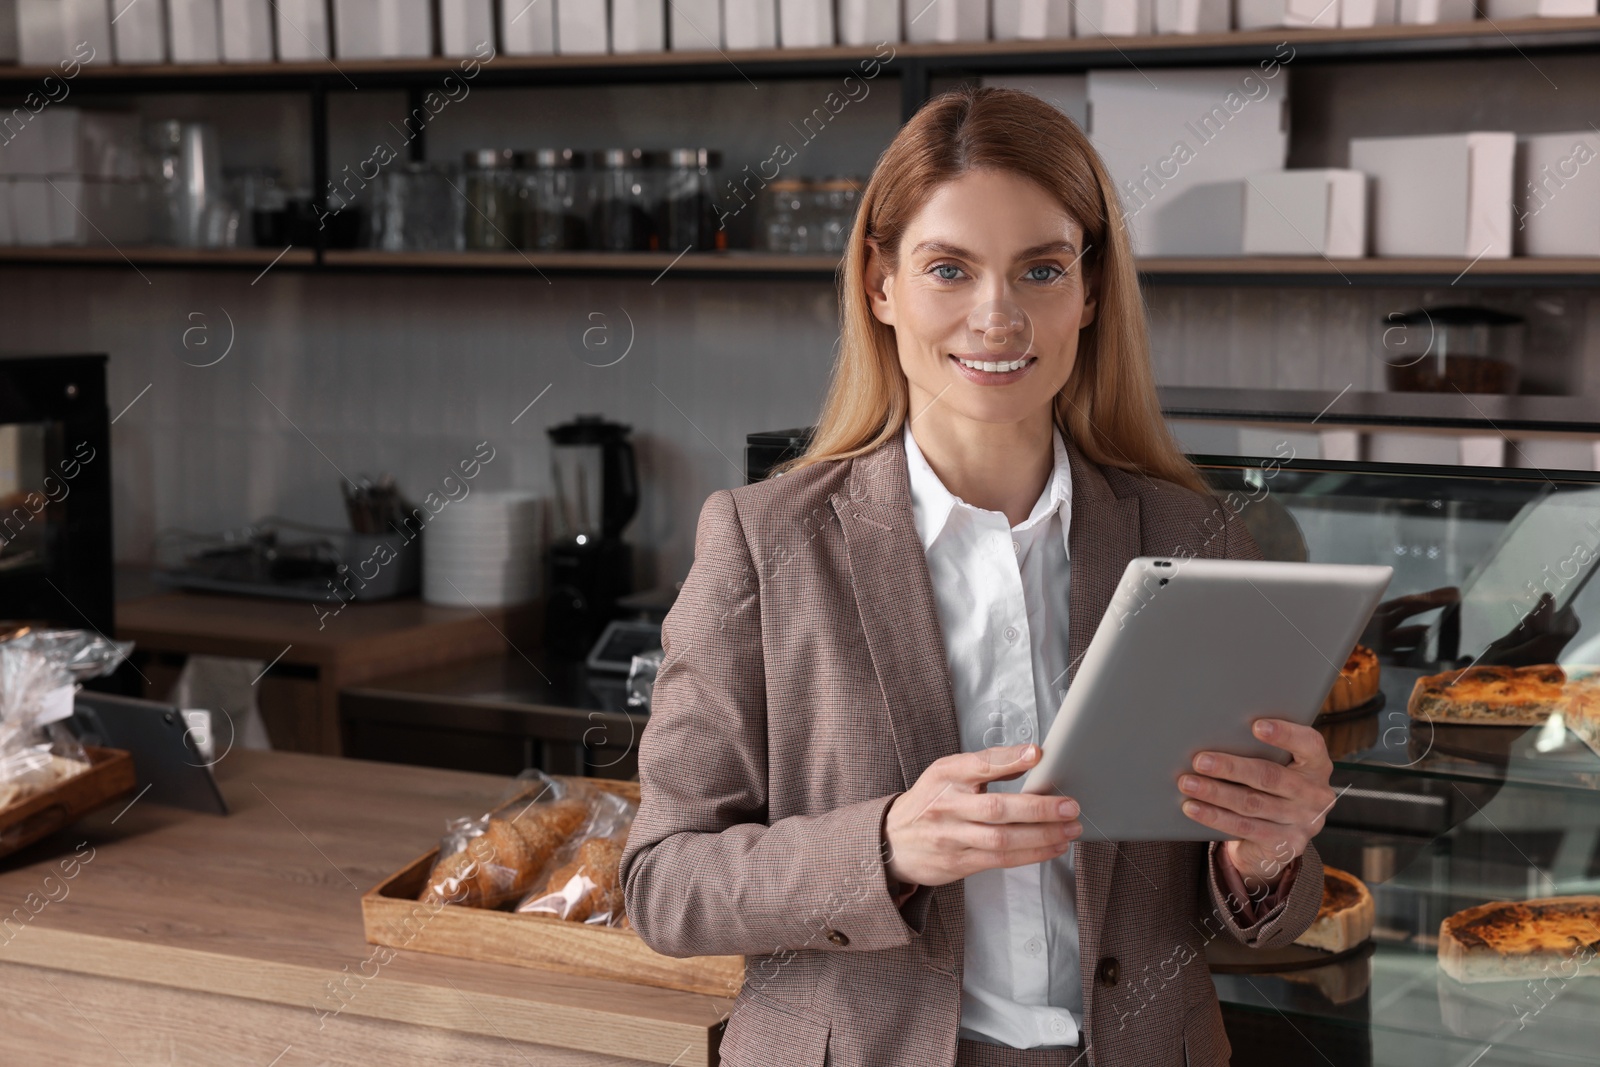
<box><xmin>1004</xmin><ymin>626</ymin><xmax>1019</xmax><ymax>642</ymax></box>
<box><xmin>1012</xmin><ymin>539</ymin><xmax>1021</xmax><ymax>554</ymax></box>
<box><xmin>1051</xmin><ymin>1017</ymin><xmax>1068</xmax><ymax>1036</ymax></box>
<box><xmin>1024</xmin><ymin>936</ymin><xmax>1044</xmax><ymax>956</ymax></box>
<box><xmin>1019</xmin><ymin>724</ymin><xmax>1032</xmax><ymax>739</ymax></box>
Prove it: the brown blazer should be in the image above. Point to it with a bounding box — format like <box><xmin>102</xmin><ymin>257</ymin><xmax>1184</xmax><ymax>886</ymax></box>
<box><xmin>619</xmin><ymin>427</ymin><xmax>1324</xmax><ymax>1067</ymax></box>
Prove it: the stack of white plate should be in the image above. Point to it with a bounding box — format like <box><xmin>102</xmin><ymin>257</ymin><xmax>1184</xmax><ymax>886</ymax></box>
<box><xmin>421</xmin><ymin>490</ymin><xmax>543</xmax><ymax>607</ymax></box>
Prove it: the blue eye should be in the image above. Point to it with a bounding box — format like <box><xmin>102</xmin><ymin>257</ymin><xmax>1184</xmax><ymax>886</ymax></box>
<box><xmin>932</xmin><ymin>263</ymin><xmax>962</xmax><ymax>281</ymax></box>
<box><xmin>1026</xmin><ymin>265</ymin><xmax>1063</xmax><ymax>283</ymax></box>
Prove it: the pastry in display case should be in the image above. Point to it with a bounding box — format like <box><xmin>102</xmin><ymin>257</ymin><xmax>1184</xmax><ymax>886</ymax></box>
<box><xmin>1407</xmin><ymin>663</ymin><xmax>1575</xmax><ymax>725</ymax></box>
<box><xmin>1295</xmin><ymin>867</ymin><xmax>1377</xmax><ymax>955</ymax></box>
<box><xmin>1319</xmin><ymin>643</ymin><xmax>1381</xmax><ymax>718</ymax></box>
<box><xmin>1437</xmin><ymin>895</ymin><xmax>1600</xmax><ymax>984</ymax></box>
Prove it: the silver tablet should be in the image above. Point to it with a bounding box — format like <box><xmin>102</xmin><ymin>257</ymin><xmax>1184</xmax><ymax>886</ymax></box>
<box><xmin>1020</xmin><ymin>557</ymin><xmax>1392</xmax><ymax>841</ymax></box>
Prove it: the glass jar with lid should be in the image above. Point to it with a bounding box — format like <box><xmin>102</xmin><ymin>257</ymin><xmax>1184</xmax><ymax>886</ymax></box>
<box><xmin>589</xmin><ymin>148</ymin><xmax>662</xmax><ymax>252</ymax></box>
<box><xmin>370</xmin><ymin>162</ymin><xmax>464</xmax><ymax>252</ymax></box>
<box><xmin>515</xmin><ymin>148</ymin><xmax>588</xmax><ymax>251</ymax></box>
<box><xmin>462</xmin><ymin>148</ymin><xmax>518</xmax><ymax>251</ymax></box>
<box><xmin>814</xmin><ymin>177</ymin><xmax>861</xmax><ymax>254</ymax></box>
<box><xmin>761</xmin><ymin>179</ymin><xmax>811</xmax><ymax>254</ymax></box>
<box><xmin>660</xmin><ymin>148</ymin><xmax>723</xmax><ymax>253</ymax></box>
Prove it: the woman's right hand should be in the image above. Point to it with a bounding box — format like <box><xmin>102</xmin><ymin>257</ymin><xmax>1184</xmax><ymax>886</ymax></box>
<box><xmin>883</xmin><ymin>743</ymin><xmax>1081</xmax><ymax>888</ymax></box>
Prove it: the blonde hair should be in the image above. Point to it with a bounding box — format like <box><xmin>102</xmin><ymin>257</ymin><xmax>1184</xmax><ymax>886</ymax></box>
<box><xmin>772</xmin><ymin>84</ymin><xmax>1209</xmax><ymax>497</ymax></box>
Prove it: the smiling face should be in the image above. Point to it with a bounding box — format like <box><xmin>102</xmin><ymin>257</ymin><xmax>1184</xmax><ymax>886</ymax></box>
<box><xmin>865</xmin><ymin>167</ymin><xmax>1097</xmax><ymax>433</ymax></box>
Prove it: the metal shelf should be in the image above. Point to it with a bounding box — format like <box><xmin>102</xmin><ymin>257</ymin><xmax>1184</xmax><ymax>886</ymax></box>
<box><xmin>1164</xmin><ymin>387</ymin><xmax>1600</xmax><ymax>438</ymax></box>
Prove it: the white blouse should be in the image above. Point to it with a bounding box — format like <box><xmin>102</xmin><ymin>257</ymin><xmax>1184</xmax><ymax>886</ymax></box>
<box><xmin>902</xmin><ymin>420</ymin><xmax>1082</xmax><ymax>1050</ymax></box>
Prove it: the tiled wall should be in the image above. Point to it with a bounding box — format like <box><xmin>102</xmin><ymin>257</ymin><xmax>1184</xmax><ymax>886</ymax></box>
<box><xmin>5</xmin><ymin>264</ymin><xmax>1597</xmax><ymax>587</ymax></box>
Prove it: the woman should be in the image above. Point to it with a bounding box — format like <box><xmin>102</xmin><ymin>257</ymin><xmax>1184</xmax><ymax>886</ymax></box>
<box><xmin>619</xmin><ymin>86</ymin><xmax>1334</xmax><ymax>1067</ymax></box>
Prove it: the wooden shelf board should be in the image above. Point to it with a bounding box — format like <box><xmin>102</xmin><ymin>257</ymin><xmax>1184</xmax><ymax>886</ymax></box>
<box><xmin>1</xmin><ymin>15</ymin><xmax>1597</xmax><ymax>84</ymax></box>
<box><xmin>0</xmin><ymin>245</ymin><xmax>316</xmax><ymax>267</ymax></box>
<box><xmin>321</xmin><ymin>248</ymin><xmax>842</xmax><ymax>274</ymax></box>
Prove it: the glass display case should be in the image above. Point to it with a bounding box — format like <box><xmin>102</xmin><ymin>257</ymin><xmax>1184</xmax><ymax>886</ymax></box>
<box><xmin>1192</xmin><ymin>454</ymin><xmax>1600</xmax><ymax>1067</ymax></box>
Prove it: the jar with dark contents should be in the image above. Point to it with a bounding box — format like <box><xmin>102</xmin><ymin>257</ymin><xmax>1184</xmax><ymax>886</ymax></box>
<box><xmin>589</xmin><ymin>148</ymin><xmax>662</xmax><ymax>252</ymax></box>
<box><xmin>516</xmin><ymin>148</ymin><xmax>589</xmax><ymax>251</ymax></box>
<box><xmin>1382</xmin><ymin>305</ymin><xmax>1525</xmax><ymax>395</ymax></box>
<box><xmin>463</xmin><ymin>148</ymin><xmax>519</xmax><ymax>251</ymax></box>
<box><xmin>660</xmin><ymin>148</ymin><xmax>723</xmax><ymax>253</ymax></box>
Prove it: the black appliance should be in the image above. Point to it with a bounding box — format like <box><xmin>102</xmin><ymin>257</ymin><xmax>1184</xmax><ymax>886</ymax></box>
<box><xmin>746</xmin><ymin>427</ymin><xmax>813</xmax><ymax>485</ymax></box>
<box><xmin>545</xmin><ymin>415</ymin><xmax>639</xmax><ymax>660</ymax></box>
<box><xmin>0</xmin><ymin>355</ymin><xmax>113</xmax><ymax>636</ymax></box>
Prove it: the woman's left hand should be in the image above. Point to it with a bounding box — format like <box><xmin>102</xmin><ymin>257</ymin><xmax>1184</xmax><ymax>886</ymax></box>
<box><xmin>1178</xmin><ymin>718</ymin><xmax>1336</xmax><ymax>893</ymax></box>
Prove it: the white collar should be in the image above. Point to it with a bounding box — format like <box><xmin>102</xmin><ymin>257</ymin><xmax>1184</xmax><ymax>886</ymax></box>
<box><xmin>902</xmin><ymin>419</ymin><xmax>1073</xmax><ymax>554</ymax></box>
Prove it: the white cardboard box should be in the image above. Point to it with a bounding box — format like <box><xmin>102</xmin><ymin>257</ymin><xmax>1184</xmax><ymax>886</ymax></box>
<box><xmin>610</xmin><ymin>0</ymin><xmax>664</xmax><ymax>50</ymax></box>
<box><xmin>18</xmin><ymin>0</ymin><xmax>113</xmax><ymax>65</ymax></box>
<box><xmin>219</xmin><ymin>0</ymin><xmax>273</xmax><ymax>60</ymax></box>
<box><xmin>502</xmin><ymin>0</ymin><xmax>555</xmax><ymax>52</ymax></box>
<box><xmin>1340</xmin><ymin>0</ymin><xmax>1396</xmax><ymax>25</ymax></box>
<box><xmin>0</xmin><ymin>3</ymin><xmax>14</xmax><ymax>63</ymax></box>
<box><xmin>838</xmin><ymin>0</ymin><xmax>899</xmax><ymax>43</ymax></box>
<box><xmin>168</xmin><ymin>0</ymin><xmax>220</xmax><ymax>61</ymax></box>
<box><xmin>42</xmin><ymin>176</ymin><xmax>152</xmax><ymax>244</ymax></box>
<box><xmin>1154</xmin><ymin>0</ymin><xmax>1228</xmax><ymax>33</ymax></box>
<box><xmin>1236</xmin><ymin>0</ymin><xmax>1339</xmax><ymax>27</ymax></box>
<box><xmin>11</xmin><ymin>177</ymin><xmax>51</xmax><ymax>244</ymax></box>
<box><xmin>981</xmin><ymin>73</ymin><xmax>1087</xmax><ymax>130</ymax></box>
<box><xmin>1242</xmin><ymin>169</ymin><xmax>1367</xmax><ymax>257</ymax></box>
<box><xmin>726</xmin><ymin>0</ymin><xmax>776</xmax><ymax>48</ymax></box>
<box><xmin>1485</xmin><ymin>0</ymin><xmax>1595</xmax><ymax>15</ymax></box>
<box><xmin>993</xmin><ymin>0</ymin><xmax>1073</xmax><ymax>38</ymax></box>
<box><xmin>557</xmin><ymin>0</ymin><xmax>608</xmax><ymax>52</ymax></box>
<box><xmin>1349</xmin><ymin>131</ymin><xmax>1516</xmax><ymax>258</ymax></box>
<box><xmin>333</xmin><ymin>0</ymin><xmax>432</xmax><ymax>57</ymax></box>
<box><xmin>5</xmin><ymin>108</ymin><xmax>144</xmax><ymax>177</ymax></box>
<box><xmin>1515</xmin><ymin>131</ymin><xmax>1600</xmax><ymax>256</ymax></box>
<box><xmin>905</xmin><ymin>0</ymin><xmax>986</xmax><ymax>41</ymax></box>
<box><xmin>112</xmin><ymin>0</ymin><xmax>169</xmax><ymax>63</ymax></box>
<box><xmin>668</xmin><ymin>0</ymin><xmax>719</xmax><ymax>48</ymax></box>
<box><xmin>274</xmin><ymin>0</ymin><xmax>330</xmax><ymax>58</ymax></box>
<box><xmin>439</xmin><ymin>0</ymin><xmax>493</xmax><ymax>55</ymax></box>
<box><xmin>1088</xmin><ymin>68</ymin><xmax>1289</xmax><ymax>255</ymax></box>
<box><xmin>1398</xmin><ymin>0</ymin><xmax>1475</xmax><ymax>18</ymax></box>
<box><xmin>779</xmin><ymin>0</ymin><xmax>833</xmax><ymax>45</ymax></box>
<box><xmin>1074</xmin><ymin>0</ymin><xmax>1152</xmax><ymax>34</ymax></box>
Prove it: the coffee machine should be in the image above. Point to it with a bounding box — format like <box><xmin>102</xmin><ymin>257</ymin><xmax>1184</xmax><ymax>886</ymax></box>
<box><xmin>545</xmin><ymin>415</ymin><xmax>639</xmax><ymax>660</ymax></box>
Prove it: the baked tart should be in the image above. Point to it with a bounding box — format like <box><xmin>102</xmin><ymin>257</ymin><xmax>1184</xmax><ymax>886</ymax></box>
<box><xmin>1407</xmin><ymin>663</ymin><xmax>1569</xmax><ymax>726</ymax></box>
<box><xmin>1293</xmin><ymin>866</ymin><xmax>1375</xmax><ymax>954</ymax></box>
<box><xmin>1439</xmin><ymin>896</ymin><xmax>1600</xmax><ymax>983</ymax></box>
<box><xmin>1320</xmin><ymin>644</ymin><xmax>1379</xmax><ymax>715</ymax></box>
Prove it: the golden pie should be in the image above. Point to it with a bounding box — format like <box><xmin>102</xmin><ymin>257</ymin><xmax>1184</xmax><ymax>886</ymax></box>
<box><xmin>1557</xmin><ymin>674</ymin><xmax>1600</xmax><ymax>758</ymax></box>
<box><xmin>1439</xmin><ymin>896</ymin><xmax>1600</xmax><ymax>983</ymax></box>
<box><xmin>1320</xmin><ymin>645</ymin><xmax>1379</xmax><ymax>715</ymax></box>
<box><xmin>1407</xmin><ymin>663</ymin><xmax>1569</xmax><ymax>726</ymax></box>
<box><xmin>1294</xmin><ymin>867</ymin><xmax>1374</xmax><ymax>954</ymax></box>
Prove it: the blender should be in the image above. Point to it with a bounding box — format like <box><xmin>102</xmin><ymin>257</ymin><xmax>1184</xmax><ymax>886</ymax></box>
<box><xmin>545</xmin><ymin>415</ymin><xmax>639</xmax><ymax>661</ymax></box>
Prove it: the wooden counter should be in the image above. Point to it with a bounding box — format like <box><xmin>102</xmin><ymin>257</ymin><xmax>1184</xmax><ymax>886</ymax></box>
<box><xmin>117</xmin><ymin>589</ymin><xmax>538</xmax><ymax>755</ymax></box>
<box><xmin>0</xmin><ymin>749</ymin><xmax>729</xmax><ymax>1065</ymax></box>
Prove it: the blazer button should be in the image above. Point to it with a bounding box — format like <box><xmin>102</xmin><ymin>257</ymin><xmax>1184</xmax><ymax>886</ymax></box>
<box><xmin>1096</xmin><ymin>956</ymin><xmax>1119</xmax><ymax>987</ymax></box>
<box><xmin>827</xmin><ymin>929</ymin><xmax>850</xmax><ymax>947</ymax></box>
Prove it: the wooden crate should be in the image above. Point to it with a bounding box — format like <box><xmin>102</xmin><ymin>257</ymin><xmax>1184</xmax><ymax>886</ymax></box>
<box><xmin>0</xmin><ymin>746</ymin><xmax>138</xmax><ymax>860</ymax></box>
<box><xmin>361</xmin><ymin>776</ymin><xmax>745</xmax><ymax>998</ymax></box>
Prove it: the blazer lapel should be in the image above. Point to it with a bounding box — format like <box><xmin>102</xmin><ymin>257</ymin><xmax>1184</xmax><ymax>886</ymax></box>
<box><xmin>828</xmin><ymin>429</ymin><xmax>962</xmax><ymax>793</ymax></box>
<box><xmin>1062</xmin><ymin>433</ymin><xmax>1144</xmax><ymax>1008</ymax></box>
<box><xmin>830</xmin><ymin>430</ymin><xmax>967</xmax><ymax>970</ymax></box>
